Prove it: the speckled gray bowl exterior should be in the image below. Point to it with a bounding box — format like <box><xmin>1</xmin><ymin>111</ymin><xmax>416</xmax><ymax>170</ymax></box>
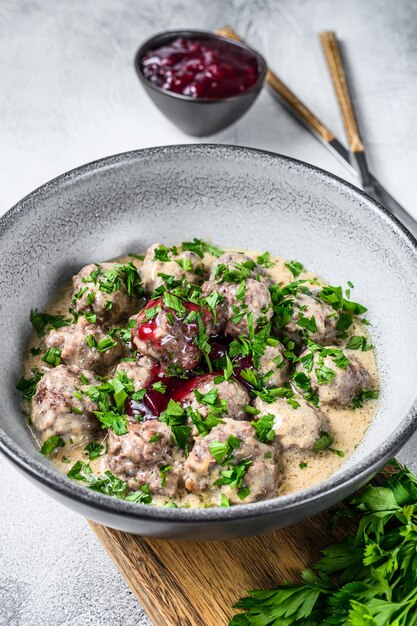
<box><xmin>134</xmin><ymin>30</ymin><xmax>267</xmax><ymax>136</ymax></box>
<box><xmin>1</xmin><ymin>145</ymin><xmax>417</xmax><ymax>540</ymax></box>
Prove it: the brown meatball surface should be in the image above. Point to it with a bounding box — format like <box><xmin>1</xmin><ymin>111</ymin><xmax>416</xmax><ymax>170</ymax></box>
<box><xmin>115</xmin><ymin>356</ymin><xmax>159</xmax><ymax>392</ymax></box>
<box><xmin>72</xmin><ymin>262</ymin><xmax>144</xmax><ymax>324</ymax></box>
<box><xmin>180</xmin><ymin>374</ymin><xmax>250</xmax><ymax>421</ymax></box>
<box><xmin>210</xmin><ymin>251</ymin><xmax>273</xmax><ymax>285</ymax></box>
<box><xmin>44</xmin><ymin>316</ymin><xmax>123</xmax><ymax>375</ymax></box>
<box><xmin>254</xmin><ymin>395</ymin><xmax>329</xmax><ymax>451</ymax></box>
<box><xmin>132</xmin><ymin>297</ymin><xmax>215</xmax><ymax>371</ymax></box>
<box><xmin>107</xmin><ymin>420</ymin><xmax>183</xmax><ymax>496</ymax></box>
<box><xmin>31</xmin><ymin>365</ymin><xmax>98</xmax><ymax>446</ymax></box>
<box><xmin>202</xmin><ymin>278</ymin><xmax>272</xmax><ymax>337</ymax></box>
<box><xmin>296</xmin><ymin>348</ymin><xmax>372</xmax><ymax>406</ymax></box>
<box><xmin>257</xmin><ymin>344</ymin><xmax>290</xmax><ymax>388</ymax></box>
<box><xmin>284</xmin><ymin>292</ymin><xmax>337</xmax><ymax>346</ymax></box>
<box><xmin>183</xmin><ymin>418</ymin><xmax>279</xmax><ymax>505</ymax></box>
<box><xmin>140</xmin><ymin>242</ymin><xmax>205</xmax><ymax>294</ymax></box>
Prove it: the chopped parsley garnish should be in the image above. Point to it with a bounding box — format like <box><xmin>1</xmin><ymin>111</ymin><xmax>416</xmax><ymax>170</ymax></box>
<box><xmin>159</xmin><ymin>464</ymin><xmax>173</xmax><ymax>488</ymax></box>
<box><xmin>181</xmin><ymin>238</ymin><xmax>224</xmax><ymax>258</ymax></box>
<box><xmin>220</xmin><ymin>494</ymin><xmax>230</xmax><ymax>507</ymax></box>
<box><xmin>352</xmin><ymin>389</ymin><xmax>379</xmax><ymax>409</ymax></box>
<box><xmin>299</xmin><ymin>461</ymin><xmax>308</xmax><ymax>469</ymax></box>
<box><xmin>163</xmin><ymin>292</ymin><xmax>186</xmax><ymax>315</ymax></box>
<box><xmin>285</xmin><ymin>260</ymin><xmax>304</xmax><ymax>277</ymax></box>
<box><xmin>149</xmin><ymin>433</ymin><xmax>161</xmax><ymax>443</ymax></box>
<box><xmin>95</xmin><ymin>410</ymin><xmax>128</xmax><ymax>435</ymax></box>
<box><xmin>16</xmin><ymin>369</ymin><xmax>43</xmax><ymax>401</ymax></box>
<box><xmin>40</xmin><ymin>435</ymin><xmax>64</xmax><ymax>455</ymax></box>
<box><xmin>346</xmin><ymin>335</ymin><xmax>373</xmax><ymax>351</ymax></box>
<box><xmin>251</xmin><ymin>414</ymin><xmax>276</xmax><ymax>443</ymax></box>
<box><xmin>67</xmin><ymin>461</ymin><xmax>128</xmax><ymax>498</ymax></box>
<box><xmin>313</xmin><ymin>431</ymin><xmax>334</xmax><ymax>453</ymax></box>
<box><xmin>213</xmin><ymin>460</ymin><xmax>252</xmax><ymax>500</ymax></box>
<box><xmin>85</xmin><ymin>441</ymin><xmax>106</xmax><ymax>460</ymax></box>
<box><xmin>125</xmin><ymin>483</ymin><xmax>152</xmax><ymax>504</ymax></box>
<box><xmin>256</xmin><ymin>251</ymin><xmax>275</xmax><ymax>268</ymax></box>
<box><xmin>152</xmin><ymin>381</ymin><xmax>167</xmax><ymax>394</ymax></box>
<box><xmin>209</xmin><ymin>435</ymin><xmax>241</xmax><ymax>465</ymax></box>
<box><xmin>41</xmin><ymin>346</ymin><xmax>62</xmax><ymax>367</ymax></box>
<box><xmin>85</xmin><ymin>334</ymin><xmax>118</xmax><ymax>353</ymax></box>
<box><xmin>30</xmin><ymin>309</ymin><xmax>70</xmax><ymax>337</ymax></box>
<box><xmin>315</xmin><ymin>363</ymin><xmax>336</xmax><ymax>385</ymax></box>
<box><xmin>159</xmin><ymin>399</ymin><xmax>191</xmax><ymax>449</ymax></box>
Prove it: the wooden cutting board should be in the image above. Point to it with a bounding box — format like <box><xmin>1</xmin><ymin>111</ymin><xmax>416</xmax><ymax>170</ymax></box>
<box><xmin>89</xmin><ymin>496</ymin><xmax>360</xmax><ymax>626</ymax></box>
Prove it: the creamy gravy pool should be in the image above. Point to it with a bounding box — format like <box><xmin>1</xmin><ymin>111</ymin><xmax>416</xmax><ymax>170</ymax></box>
<box><xmin>20</xmin><ymin>246</ymin><xmax>379</xmax><ymax>508</ymax></box>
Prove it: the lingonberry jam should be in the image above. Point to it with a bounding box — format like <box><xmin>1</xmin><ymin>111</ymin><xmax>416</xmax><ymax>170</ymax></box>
<box><xmin>140</xmin><ymin>36</ymin><xmax>259</xmax><ymax>99</ymax></box>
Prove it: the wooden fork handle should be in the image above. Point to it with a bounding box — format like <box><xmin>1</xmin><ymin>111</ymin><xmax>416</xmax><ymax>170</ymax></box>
<box><xmin>320</xmin><ymin>31</ymin><xmax>364</xmax><ymax>153</ymax></box>
<box><xmin>216</xmin><ymin>26</ymin><xmax>335</xmax><ymax>143</ymax></box>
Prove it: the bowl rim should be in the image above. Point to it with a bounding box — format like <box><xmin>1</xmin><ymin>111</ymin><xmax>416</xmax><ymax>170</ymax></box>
<box><xmin>1</xmin><ymin>143</ymin><xmax>417</xmax><ymax>525</ymax></box>
<box><xmin>133</xmin><ymin>29</ymin><xmax>267</xmax><ymax>104</ymax></box>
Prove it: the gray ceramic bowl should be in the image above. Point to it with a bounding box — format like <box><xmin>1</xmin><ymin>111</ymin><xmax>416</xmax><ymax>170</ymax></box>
<box><xmin>134</xmin><ymin>30</ymin><xmax>267</xmax><ymax>136</ymax></box>
<box><xmin>1</xmin><ymin>145</ymin><xmax>417</xmax><ymax>540</ymax></box>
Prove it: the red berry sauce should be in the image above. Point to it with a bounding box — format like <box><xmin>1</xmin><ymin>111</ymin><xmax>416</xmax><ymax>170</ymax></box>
<box><xmin>141</xmin><ymin>37</ymin><xmax>259</xmax><ymax>99</ymax></box>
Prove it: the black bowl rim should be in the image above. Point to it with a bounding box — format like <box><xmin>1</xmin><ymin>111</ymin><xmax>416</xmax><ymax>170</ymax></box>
<box><xmin>1</xmin><ymin>143</ymin><xmax>417</xmax><ymax>525</ymax></box>
<box><xmin>134</xmin><ymin>29</ymin><xmax>267</xmax><ymax>104</ymax></box>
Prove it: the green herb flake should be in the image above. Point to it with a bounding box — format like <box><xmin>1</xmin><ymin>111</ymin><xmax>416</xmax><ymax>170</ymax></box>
<box><xmin>40</xmin><ymin>435</ymin><xmax>65</xmax><ymax>456</ymax></box>
<box><xmin>125</xmin><ymin>483</ymin><xmax>152</xmax><ymax>504</ymax></box>
<box><xmin>152</xmin><ymin>381</ymin><xmax>167</xmax><ymax>394</ymax></box>
<box><xmin>30</xmin><ymin>309</ymin><xmax>70</xmax><ymax>337</ymax></box>
<box><xmin>285</xmin><ymin>260</ymin><xmax>304</xmax><ymax>278</ymax></box>
<box><xmin>16</xmin><ymin>369</ymin><xmax>43</xmax><ymax>401</ymax></box>
<box><xmin>41</xmin><ymin>346</ymin><xmax>62</xmax><ymax>367</ymax></box>
<box><xmin>85</xmin><ymin>441</ymin><xmax>106</xmax><ymax>460</ymax></box>
<box><xmin>313</xmin><ymin>430</ymin><xmax>334</xmax><ymax>453</ymax></box>
<box><xmin>251</xmin><ymin>414</ymin><xmax>276</xmax><ymax>443</ymax></box>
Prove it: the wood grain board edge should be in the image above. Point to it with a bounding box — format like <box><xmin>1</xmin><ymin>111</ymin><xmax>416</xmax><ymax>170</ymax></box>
<box><xmin>89</xmin><ymin>507</ymin><xmax>350</xmax><ymax>626</ymax></box>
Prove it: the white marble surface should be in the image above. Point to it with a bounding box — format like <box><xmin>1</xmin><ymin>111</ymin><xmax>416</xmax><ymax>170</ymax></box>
<box><xmin>1</xmin><ymin>1</ymin><xmax>416</xmax><ymax>624</ymax></box>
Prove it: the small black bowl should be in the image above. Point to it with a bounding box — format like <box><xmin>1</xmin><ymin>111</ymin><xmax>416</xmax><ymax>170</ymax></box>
<box><xmin>134</xmin><ymin>29</ymin><xmax>267</xmax><ymax>136</ymax></box>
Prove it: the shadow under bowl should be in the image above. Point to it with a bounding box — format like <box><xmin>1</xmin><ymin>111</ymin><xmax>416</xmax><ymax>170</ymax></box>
<box><xmin>134</xmin><ymin>30</ymin><xmax>267</xmax><ymax>136</ymax></box>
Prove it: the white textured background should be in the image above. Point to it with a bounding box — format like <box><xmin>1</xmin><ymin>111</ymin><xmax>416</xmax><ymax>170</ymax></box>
<box><xmin>1</xmin><ymin>1</ymin><xmax>416</xmax><ymax>624</ymax></box>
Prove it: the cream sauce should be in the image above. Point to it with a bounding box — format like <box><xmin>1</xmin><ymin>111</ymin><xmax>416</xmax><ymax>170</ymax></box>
<box><xmin>22</xmin><ymin>249</ymin><xmax>378</xmax><ymax>505</ymax></box>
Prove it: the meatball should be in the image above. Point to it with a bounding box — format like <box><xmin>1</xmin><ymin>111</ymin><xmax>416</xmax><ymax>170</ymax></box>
<box><xmin>284</xmin><ymin>292</ymin><xmax>337</xmax><ymax>346</ymax></box>
<box><xmin>115</xmin><ymin>356</ymin><xmax>159</xmax><ymax>392</ymax></box>
<box><xmin>179</xmin><ymin>374</ymin><xmax>250</xmax><ymax>421</ymax></box>
<box><xmin>132</xmin><ymin>297</ymin><xmax>215</xmax><ymax>371</ymax></box>
<box><xmin>140</xmin><ymin>243</ymin><xmax>205</xmax><ymax>294</ymax></box>
<box><xmin>183</xmin><ymin>418</ymin><xmax>279</xmax><ymax>505</ymax></box>
<box><xmin>31</xmin><ymin>365</ymin><xmax>98</xmax><ymax>447</ymax></box>
<box><xmin>296</xmin><ymin>348</ymin><xmax>372</xmax><ymax>406</ymax></box>
<box><xmin>257</xmin><ymin>344</ymin><xmax>290</xmax><ymax>388</ymax></box>
<box><xmin>44</xmin><ymin>316</ymin><xmax>123</xmax><ymax>375</ymax></box>
<box><xmin>210</xmin><ymin>252</ymin><xmax>272</xmax><ymax>285</ymax></box>
<box><xmin>254</xmin><ymin>395</ymin><xmax>328</xmax><ymax>451</ymax></box>
<box><xmin>107</xmin><ymin>420</ymin><xmax>182</xmax><ymax>496</ymax></box>
<box><xmin>202</xmin><ymin>278</ymin><xmax>272</xmax><ymax>337</ymax></box>
<box><xmin>72</xmin><ymin>262</ymin><xmax>144</xmax><ymax>324</ymax></box>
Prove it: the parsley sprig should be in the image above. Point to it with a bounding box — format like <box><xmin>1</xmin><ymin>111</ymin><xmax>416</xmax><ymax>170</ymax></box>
<box><xmin>229</xmin><ymin>461</ymin><xmax>417</xmax><ymax>626</ymax></box>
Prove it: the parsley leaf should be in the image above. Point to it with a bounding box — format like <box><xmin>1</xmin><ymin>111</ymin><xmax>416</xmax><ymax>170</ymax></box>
<box><xmin>230</xmin><ymin>462</ymin><xmax>417</xmax><ymax>626</ymax></box>
<box><xmin>251</xmin><ymin>414</ymin><xmax>276</xmax><ymax>443</ymax></box>
<box><xmin>125</xmin><ymin>483</ymin><xmax>153</xmax><ymax>504</ymax></box>
<box><xmin>40</xmin><ymin>435</ymin><xmax>64</xmax><ymax>455</ymax></box>
<box><xmin>16</xmin><ymin>369</ymin><xmax>43</xmax><ymax>401</ymax></box>
<box><xmin>30</xmin><ymin>309</ymin><xmax>70</xmax><ymax>337</ymax></box>
<box><xmin>41</xmin><ymin>347</ymin><xmax>62</xmax><ymax>367</ymax></box>
<box><xmin>182</xmin><ymin>238</ymin><xmax>224</xmax><ymax>258</ymax></box>
<box><xmin>285</xmin><ymin>260</ymin><xmax>304</xmax><ymax>278</ymax></box>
